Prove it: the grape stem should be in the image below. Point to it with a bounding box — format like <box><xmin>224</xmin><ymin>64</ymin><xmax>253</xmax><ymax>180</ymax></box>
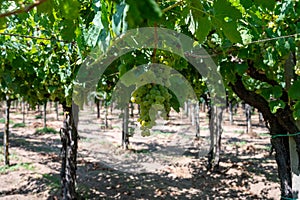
<box><xmin>0</xmin><ymin>0</ymin><xmax>48</xmax><ymax>18</ymax></box>
<box><xmin>151</xmin><ymin>23</ymin><xmax>158</xmax><ymax>63</ymax></box>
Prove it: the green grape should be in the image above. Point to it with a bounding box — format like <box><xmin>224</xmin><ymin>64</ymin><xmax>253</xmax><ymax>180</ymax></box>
<box><xmin>132</xmin><ymin>83</ymin><xmax>174</xmax><ymax>134</ymax></box>
<box><xmin>131</xmin><ymin>96</ymin><xmax>136</xmax><ymax>103</ymax></box>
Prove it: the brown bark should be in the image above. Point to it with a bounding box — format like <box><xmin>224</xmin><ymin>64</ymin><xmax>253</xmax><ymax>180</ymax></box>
<box><xmin>229</xmin><ymin>75</ymin><xmax>297</xmax><ymax>198</ymax></box>
<box><xmin>60</xmin><ymin>103</ymin><xmax>79</xmax><ymax>199</ymax></box>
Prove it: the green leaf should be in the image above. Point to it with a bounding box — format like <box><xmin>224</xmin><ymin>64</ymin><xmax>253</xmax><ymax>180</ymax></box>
<box><xmin>60</xmin><ymin>0</ymin><xmax>80</xmax><ymax>20</ymax></box>
<box><xmin>85</xmin><ymin>11</ymin><xmax>104</xmax><ymax>47</ymax></box>
<box><xmin>125</xmin><ymin>0</ymin><xmax>162</xmax><ymax>26</ymax></box>
<box><xmin>272</xmin><ymin>86</ymin><xmax>283</xmax><ymax>99</ymax></box>
<box><xmin>118</xmin><ymin>63</ymin><xmax>131</xmax><ymax>77</ymax></box>
<box><xmin>188</xmin><ymin>0</ymin><xmax>211</xmax><ymax>43</ymax></box>
<box><xmin>253</xmin><ymin>0</ymin><xmax>276</xmax><ymax>11</ymax></box>
<box><xmin>269</xmin><ymin>100</ymin><xmax>286</xmax><ymax>114</ymax></box>
<box><xmin>37</xmin><ymin>0</ymin><xmax>55</xmax><ymax>15</ymax></box>
<box><xmin>169</xmin><ymin>90</ymin><xmax>180</xmax><ymax>113</ymax></box>
<box><xmin>214</xmin><ymin>0</ymin><xmax>242</xmax><ymax>21</ymax></box>
<box><xmin>0</xmin><ymin>18</ymin><xmax>7</xmax><ymax>30</ymax></box>
<box><xmin>260</xmin><ymin>86</ymin><xmax>283</xmax><ymax>100</ymax></box>
<box><xmin>240</xmin><ymin>0</ymin><xmax>253</xmax><ymax>9</ymax></box>
<box><xmin>213</xmin><ymin>0</ymin><xmax>242</xmax><ymax>43</ymax></box>
<box><xmin>288</xmin><ymin>80</ymin><xmax>300</xmax><ymax>100</ymax></box>
<box><xmin>61</xmin><ymin>19</ymin><xmax>76</xmax><ymax>42</ymax></box>
<box><xmin>112</xmin><ymin>2</ymin><xmax>128</xmax><ymax>35</ymax></box>
<box><xmin>194</xmin><ymin>15</ymin><xmax>211</xmax><ymax>43</ymax></box>
<box><xmin>292</xmin><ymin>101</ymin><xmax>300</xmax><ymax>120</ymax></box>
<box><xmin>142</xmin><ymin>0</ymin><xmax>162</xmax><ymax>20</ymax></box>
<box><xmin>221</xmin><ymin>21</ymin><xmax>242</xmax><ymax>43</ymax></box>
<box><xmin>234</xmin><ymin>63</ymin><xmax>248</xmax><ymax>75</ymax></box>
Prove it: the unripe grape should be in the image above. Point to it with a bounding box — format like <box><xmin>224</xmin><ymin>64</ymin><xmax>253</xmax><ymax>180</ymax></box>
<box><xmin>131</xmin><ymin>96</ymin><xmax>136</xmax><ymax>103</ymax></box>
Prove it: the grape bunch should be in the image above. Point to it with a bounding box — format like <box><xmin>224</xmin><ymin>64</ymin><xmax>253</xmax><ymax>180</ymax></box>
<box><xmin>131</xmin><ymin>83</ymin><xmax>172</xmax><ymax>136</ymax></box>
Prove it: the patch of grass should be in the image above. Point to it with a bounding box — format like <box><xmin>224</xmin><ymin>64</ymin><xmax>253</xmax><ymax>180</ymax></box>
<box><xmin>234</xmin><ymin>130</ymin><xmax>244</xmax><ymax>134</ymax></box>
<box><xmin>263</xmin><ymin>145</ymin><xmax>272</xmax><ymax>151</ymax></box>
<box><xmin>152</xmin><ymin>130</ymin><xmax>173</xmax><ymax>136</ymax></box>
<box><xmin>124</xmin><ymin>153</ymin><xmax>130</xmax><ymax>158</ymax></box>
<box><xmin>0</xmin><ymin>149</ymin><xmax>19</xmax><ymax>162</ymax></box>
<box><xmin>200</xmin><ymin>127</ymin><xmax>209</xmax><ymax>131</ymax></box>
<box><xmin>0</xmin><ymin>118</ymin><xmax>14</xmax><ymax>124</ymax></box>
<box><xmin>35</xmin><ymin>127</ymin><xmax>57</xmax><ymax>134</ymax></box>
<box><xmin>233</xmin><ymin>141</ymin><xmax>247</xmax><ymax>147</ymax></box>
<box><xmin>12</xmin><ymin>123</ymin><xmax>26</xmax><ymax>128</ymax></box>
<box><xmin>81</xmin><ymin>137</ymin><xmax>92</xmax><ymax>143</ymax></box>
<box><xmin>77</xmin><ymin>184</ymin><xmax>91</xmax><ymax>199</ymax></box>
<box><xmin>43</xmin><ymin>174</ymin><xmax>60</xmax><ymax>191</ymax></box>
<box><xmin>35</xmin><ymin>115</ymin><xmax>42</xmax><ymax>119</ymax></box>
<box><xmin>0</xmin><ymin>163</ymin><xmax>34</xmax><ymax>174</ymax></box>
<box><xmin>259</xmin><ymin>132</ymin><xmax>270</xmax><ymax>137</ymax></box>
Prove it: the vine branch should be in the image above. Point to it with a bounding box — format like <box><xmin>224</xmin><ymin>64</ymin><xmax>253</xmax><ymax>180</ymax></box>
<box><xmin>0</xmin><ymin>0</ymin><xmax>48</xmax><ymax>18</ymax></box>
<box><xmin>162</xmin><ymin>0</ymin><xmax>184</xmax><ymax>13</ymax></box>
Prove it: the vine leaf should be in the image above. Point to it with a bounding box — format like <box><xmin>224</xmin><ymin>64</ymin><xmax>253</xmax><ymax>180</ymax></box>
<box><xmin>288</xmin><ymin>80</ymin><xmax>300</xmax><ymax>100</ymax></box>
<box><xmin>214</xmin><ymin>0</ymin><xmax>242</xmax><ymax>43</ymax></box>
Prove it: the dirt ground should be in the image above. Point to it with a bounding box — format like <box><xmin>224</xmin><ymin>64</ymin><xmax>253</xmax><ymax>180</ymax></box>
<box><xmin>0</xmin><ymin>104</ymin><xmax>280</xmax><ymax>199</ymax></box>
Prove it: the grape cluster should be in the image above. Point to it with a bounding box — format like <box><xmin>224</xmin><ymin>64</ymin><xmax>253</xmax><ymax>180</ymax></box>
<box><xmin>131</xmin><ymin>84</ymin><xmax>172</xmax><ymax>136</ymax></box>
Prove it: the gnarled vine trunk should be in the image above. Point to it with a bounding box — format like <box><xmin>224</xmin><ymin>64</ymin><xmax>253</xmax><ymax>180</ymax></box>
<box><xmin>230</xmin><ymin>75</ymin><xmax>300</xmax><ymax>199</ymax></box>
<box><xmin>60</xmin><ymin>103</ymin><xmax>79</xmax><ymax>199</ymax></box>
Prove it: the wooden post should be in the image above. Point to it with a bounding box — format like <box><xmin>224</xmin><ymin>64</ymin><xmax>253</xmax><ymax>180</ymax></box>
<box><xmin>195</xmin><ymin>102</ymin><xmax>200</xmax><ymax>138</ymax></box>
<box><xmin>191</xmin><ymin>103</ymin><xmax>195</xmax><ymax>126</ymax></box>
<box><xmin>22</xmin><ymin>99</ymin><xmax>25</xmax><ymax>124</ymax></box>
<box><xmin>290</xmin><ymin>121</ymin><xmax>300</xmax><ymax>199</ymax></box>
<box><xmin>122</xmin><ymin>105</ymin><xmax>129</xmax><ymax>149</ymax></box>
<box><xmin>43</xmin><ymin>101</ymin><xmax>47</xmax><ymax>129</ymax></box>
<box><xmin>55</xmin><ymin>102</ymin><xmax>59</xmax><ymax>121</ymax></box>
<box><xmin>4</xmin><ymin>99</ymin><xmax>11</xmax><ymax>166</ymax></box>
<box><xmin>285</xmin><ymin>52</ymin><xmax>299</xmax><ymax>198</ymax></box>
<box><xmin>229</xmin><ymin>100</ymin><xmax>233</xmax><ymax>125</ymax></box>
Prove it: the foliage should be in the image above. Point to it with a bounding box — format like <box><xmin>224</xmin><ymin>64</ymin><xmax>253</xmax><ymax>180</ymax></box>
<box><xmin>0</xmin><ymin>0</ymin><xmax>298</xmax><ymax>136</ymax></box>
<box><xmin>35</xmin><ymin>127</ymin><xmax>57</xmax><ymax>135</ymax></box>
<box><xmin>12</xmin><ymin>122</ymin><xmax>26</xmax><ymax>128</ymax></box>
<box><xmin>0</xmin><ymin>118</ymin><xmax>14</xmax><ymax>124</ymax></box>
<box><xmin>0</xmin><ymin>163</ymin><xmax>34</xmax><ymax>174</ymax></box>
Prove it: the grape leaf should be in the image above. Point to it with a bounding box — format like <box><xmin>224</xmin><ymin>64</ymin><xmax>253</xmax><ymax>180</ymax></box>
<box><xmin>60</xmin><ymin>0</ymin><xmax>80</xmax><ymax>20</ymax></box>
<box><xmin>0</xmin><ymin>18</ymin><xmax>6</xmax><ymax>30</ymax></box>
<box><xmin>240</xmin><ymin>0</ymin><xmax>253</xmax><ymax>9</ymax></box>
<box><xmin>288</xmin><ymin>80</ymin><xmax>300</xmax><ymax>100</ymax></box>
<box><xmin>37</xmin><ymin>0</ymin><xmax>55</xmax><ymax>15</ymax></box>
<box><xmin>195</xmin><ymin>15</ymin><xmax>211</xmax><ymax>43</ymax></box>
<box><xmin>213</xmin><ymin>0</ymin><xmax>242</xmax><ymax>43</ymax></box>
<box><xmin>253</xmin><ymin>0</ymin><xmax>276</xmax><ymax>11</ymax></box>
<box><xmin>269</xmin><ymin>100</ymin><xmax>286</xmax><ymax>114</ymax></box>
<box><xmin>221</xmin><ymin>21</ymin><xmax>242</xmax><ymax>44</ymax></box>
<box><xmin>293</xmin><ymin>101</ymin><xmax>300</xmax><ymax>120</ymax></box>
<box><xmin>214</xmin><ymin>0</ymin><xmax>242</xmax><ymax>21</ymax></box>
<box><xmin>112</xmin><ymin>2</ymin><xmax>127</xmax><ymax>35</ymax></box>
<box><xmin>125</xmin><ymin>0</ymin><xmax>162</xmax><ymax>27</ymax></box>
<box><xmin>234</xmin><ymin>63</ymin><xmax>248</xmax><ymax>75</ymax></box>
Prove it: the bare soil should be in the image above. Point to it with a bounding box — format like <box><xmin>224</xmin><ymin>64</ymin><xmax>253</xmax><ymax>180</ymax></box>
<box><xmin>0</xmin><ymin>105</ymin><xmax>280</xmax><ymax>199</ymax></box>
